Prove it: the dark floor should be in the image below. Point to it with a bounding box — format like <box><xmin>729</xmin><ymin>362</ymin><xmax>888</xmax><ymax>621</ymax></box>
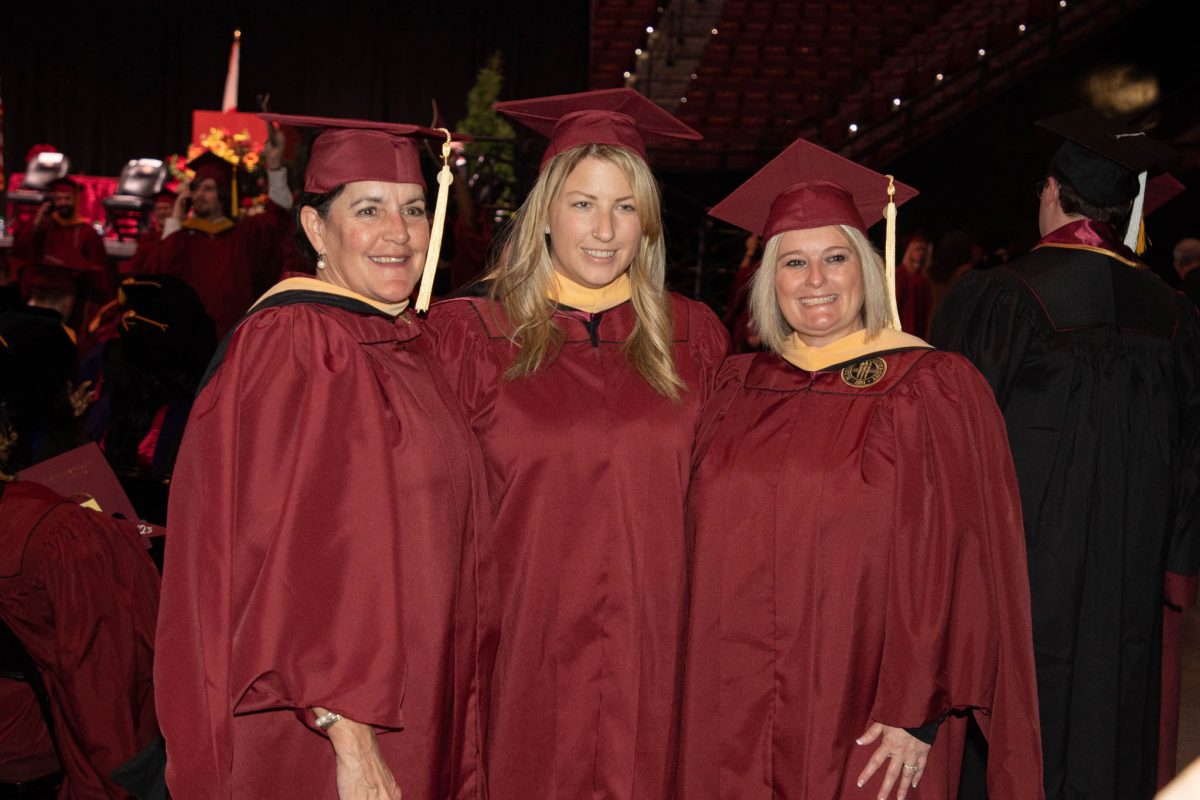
<box><xmin>1176</xmin><ymin>603</ymin><xmax>1200</xmax><ymax>774</ymax></box>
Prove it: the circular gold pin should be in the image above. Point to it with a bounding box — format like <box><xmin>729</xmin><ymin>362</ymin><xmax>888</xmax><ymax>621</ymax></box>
<box><xmin>840</xmin><ymin>357</ymin><xmax>887</xmax><ymax>387</ymax></box>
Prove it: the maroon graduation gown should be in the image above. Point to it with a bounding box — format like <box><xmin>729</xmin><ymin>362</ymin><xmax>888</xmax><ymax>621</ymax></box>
<box><xmin>154</xmin><ymin>290</ymin><xmax>496</xmax><ymax>799</ymax></box>
<box><xmin>425</xmin><ymin>292</ymin><xmax>730</xmax><ymax>800</ymax></box>
<box><xmin>150</xmin><ymin>204</ymin><xmax>292</xmax><ymax>337</ymax></box>
<box><xmin>678</xmin><ymin>348</ymin><xmax>1044</xmax><ymax>799</ymax></box>
<box><xmin>11</xmin><ymin>217</ymin><xmax>107</xmax><ymax>272</ymax></box>
<box><xmin>0</xmin><ymin>481</ymin><xmax>160</xmax><ymax>799</ymax></box>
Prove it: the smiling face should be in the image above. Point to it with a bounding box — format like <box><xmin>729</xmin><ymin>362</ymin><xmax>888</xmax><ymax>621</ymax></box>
<box><xmin>546</xmin><ymin>156</ymin><xmax>644</xmax><ymax>289</ymax></box>
<box><xmin>773</xmin><ymin>225</ymin><xmax>866</xmax><ymax>347</ymax></box>
<box><xmin>300</xmin><ymin>180</ymin><xmax>429</xmax><ymax>304</ymax></box>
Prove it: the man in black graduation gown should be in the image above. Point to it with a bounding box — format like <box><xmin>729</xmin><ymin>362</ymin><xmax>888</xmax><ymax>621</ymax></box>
<box><xmin>931</xmin><ymin>110</ymin><xmax>1200</xmax><ymax>800</ymax></box>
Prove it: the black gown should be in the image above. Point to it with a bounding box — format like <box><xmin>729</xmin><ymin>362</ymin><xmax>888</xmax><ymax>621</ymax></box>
<box><xmin>930</xmin><ymin>220</ymin><xmax>1200</xmax><ymax>800</ymax></box>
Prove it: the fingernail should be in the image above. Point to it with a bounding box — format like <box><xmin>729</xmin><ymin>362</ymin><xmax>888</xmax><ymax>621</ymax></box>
<box><xmin>855</xmin><ymin>738</ymin><xmax>864</xmax><ymax>745</ymax></box>
<box><xmin>857</xmin><ymin>780</ymin><xmax>864</xmax><ymax>787</ymax></box>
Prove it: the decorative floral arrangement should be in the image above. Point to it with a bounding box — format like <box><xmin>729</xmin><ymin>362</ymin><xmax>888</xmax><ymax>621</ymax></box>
<box><xmin>167</xmin><ymin>127</ymin><xmax>263</xmax><ymax>181</ymax></box>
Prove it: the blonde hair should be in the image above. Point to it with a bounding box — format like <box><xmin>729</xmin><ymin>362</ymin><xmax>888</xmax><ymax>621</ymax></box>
<box><xmin>748</xmin><ymin>223</ymin><xmax>892</xmax><ymax>354</ymax></box>
<box><xmin>489</xmin><ymin>144</ymin><xmax>684</xmax><ymax>399</ymax></box>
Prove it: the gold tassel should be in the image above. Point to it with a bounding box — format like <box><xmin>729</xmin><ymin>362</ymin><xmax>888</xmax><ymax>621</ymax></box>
<box><xmin>230</xmin><ymin>154</ymin><xmax>239</xmax><ymax>219</ymax></box>
<box><xmin>1136</xmin><ymin>217</ymin><xmax>1148</xmax><ymax>255</ymax></box>
<box><xmin>884</xmin><ymin>175</ymin><xmax>901</xmax><ymax>331</ymax></box>
<box><xmin>415</xmin><ymin>129</ymin><xmax>454</xmax><ymax>312</ymax></box>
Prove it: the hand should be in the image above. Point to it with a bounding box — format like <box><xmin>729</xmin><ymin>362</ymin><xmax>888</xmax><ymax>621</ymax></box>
<box><xmin>855</xmin><ymin>722</ymin><xmax>931</xmax><ymax>800</ymax></box>
<box><xmin>34</xmin><ymin>200</ymin><xmax>53</xmax><ymax>226</ymax></box>
<box><xmin>324</xmin><ymin>715</ymin><xmax>401</xmax><ymax>800</ymax></box>
<box><xmin>263</xmin><ymin>124</ymin><xmax>284</xmax><ymax>171</ymax></box>
<box><xmin>67</xmin><ymin>380</ymin><xmax>95</xmax><ymax>418</ymax></box>
<box><xmin>172</xmin><ymin>186</ymin><xmax>192</xmax><ymax>221</ymax></box>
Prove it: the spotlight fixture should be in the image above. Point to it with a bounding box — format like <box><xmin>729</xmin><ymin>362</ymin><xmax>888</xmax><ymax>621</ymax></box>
<box><xmin>977</xmin><ymin>48</ymin><xmax>987</xmax><ymax>58</ymax></box>
<box><xmin>1018</xmin><ymin>23</ymin><xmax>1027</xmax><ymax>32</ymax></box>
<box><xmin>690</xmin><ymin>72</ymin><xmax>698</xmax><ymax>79</ymax></box>
<box><xmin>848</xmin><ymin>123</ymin><xmax>859</xmax><ymax>133</ymax></box>
<box><xmin>635</xmin><ymin>48</ymin><xmax>643</xmax><ymax>55</ymax></box>
<box><xmin>680</xmin><ymin>97</ymin><xmax>688</xmax><ymax>103</ymax></box>
<box><xmin>935</xmin><ymin>72</ymin><xmax>945</xmax><ymax>82</ymax></box>
<box><xmin>646</xmin><ymin>25</ymin><xmax>655</xmax><ymax>33</ymax></box>
<box><xmin>892</xmin><ymin>97</ymin><xmax>902</xmax><ymax>107</ymax></box>
<box><xmin>712</xmin><ymin>27</ymin><xmax>719</xmax><ymax>35</ymax></box>
<box><xmin>623</xmin><ymin>70</ymin><xmax>632</xmax><ymax>78</ymax></box>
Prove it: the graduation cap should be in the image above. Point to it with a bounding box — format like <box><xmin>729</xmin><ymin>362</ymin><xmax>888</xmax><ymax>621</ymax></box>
<box><xmin>710</xmin><ymin>138</ymin><xmax>919</xmax><ymax>330</ymax></box>
<box><xmin>1144</xmin><ymin>172</ymin><xmax>1185</xmax><ymax>216</ymax></box>
<box><xmin>1038</xmin><ymin>109</ymin><xmax>1177</xmax><ymax>253</ymax></box>
<box><xmin>44</xmin><ymin>176</ymin><xmax>81</xmax><ymax>194</ymax></box>
<box><xmin>259</xmin><ymin>113</ymin><xmax>474</xmax><ymax>311</ymax></box>
<box><xmin>494</xmin><ymin>88</ymin><xmax>702</xmax><ymax>167</ymax></box>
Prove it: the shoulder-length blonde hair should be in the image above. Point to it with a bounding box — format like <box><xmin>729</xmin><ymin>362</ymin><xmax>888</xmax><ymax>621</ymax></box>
<box><xmin>488</xmin><ymin>143</ymin><xmax>684</xmax><ymax>399</ymax></box>
<box><xmin>748</xmin><ymin>223</ymin><xmax>893</xmax><ymax>354</ymax></box>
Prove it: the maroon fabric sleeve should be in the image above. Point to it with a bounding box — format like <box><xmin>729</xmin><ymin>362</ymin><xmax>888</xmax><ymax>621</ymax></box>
<box><xmin>872</xmin><ymin>354</ymin><xmax>1045</xmax><ymax>798</ymax></box>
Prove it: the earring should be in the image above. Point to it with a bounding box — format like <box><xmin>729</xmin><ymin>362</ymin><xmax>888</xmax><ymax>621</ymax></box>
<box><xmin>316</xmin><ymin>253</ymin><xmax>328</xmax><ymax>270</ymax></box>
<box><xmin>544</xmin><ymin>226</ymin><xmax>551</xmax><ymax>235</ymax></box>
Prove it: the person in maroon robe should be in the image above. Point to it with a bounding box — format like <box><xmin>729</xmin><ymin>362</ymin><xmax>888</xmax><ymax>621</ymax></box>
<box><xmin>425</xmin><ymin>89</ymin><xmax>728</xmax><ymax>800</ymax></box>
<box><xmin>154</xmin><ymin>114</ymin><xmax>496</xmax><ymax>800</ymax></box>
<box><xmin>149</xmin><ymin>140</ymin><xmax>293</xmax><ymax>337</ymax></box>
<box><xmin>121</xmin><ymin>189</ymin><xmax>175</xmax><ymax>276</ymax></box>
<box><xmin>894</xmin><ymin>233</ymin><xmax>933</xmax><ymax>336</ymax></box>
<box><xmin>677</xmin><ymin>138</ymin><xmax>1045</xmax><ymax>800</ymax></box>
<box><xmin>10</xmin><ymin>177</ymin><xmax>108</xmax><ymax>275</ymax></box>
<box><xmin>0</xmin><ymin>480</ymin><xmax>160</xmax><ymax>799</ymax></box>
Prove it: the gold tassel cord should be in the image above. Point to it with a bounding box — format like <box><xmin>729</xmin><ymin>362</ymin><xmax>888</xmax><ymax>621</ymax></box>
<box><xmin>1136</xmin><ymin>218</ymin><xmax>1148</xmax><ymax>256</ymax></box>
<box><xmin>884</xmin><ymin>176</ymin><xmax>901</xmax><ymax>331</ymax></box>
<box><xmin>415</xmin><ymin>129</ymin><xmax>454</xmax><ymax>313</ymax></box>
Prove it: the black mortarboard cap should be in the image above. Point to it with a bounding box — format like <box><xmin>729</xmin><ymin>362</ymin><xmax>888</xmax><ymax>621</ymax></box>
<box><xmin>1038</xmin><ymin>109</ymin><xmax>1176</xmax><ymax>206</ymax></box>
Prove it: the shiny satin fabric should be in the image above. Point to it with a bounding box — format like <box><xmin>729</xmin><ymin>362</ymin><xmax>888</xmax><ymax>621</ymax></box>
<box><xmin>678</xmin><ymin>348</ymin><xmax>1044</xmax><ymax>799</ymax></box>
<box><xmin>425</xmin><ymin>294</ymin><xmax>729</xmax><ymax>800</ymax></box>
<box><xmin>0</xmin><ymin>481</ymin><xmax>160</xmax><ymax>799</ymax></box>
<box><xmin>931</xmin><ymin>221</ymin><xmax>1200</xmax><ymax>799</ymax></box>
<box><xmin>155</xmin><ymin>298</ymin><xmax>496</xmax><ymax>799</ymax></box>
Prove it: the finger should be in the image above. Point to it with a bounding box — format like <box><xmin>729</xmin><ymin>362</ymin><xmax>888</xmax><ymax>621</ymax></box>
<box><xmin>856</xmin><ymin>722</ymin><xmax>884</xmax><ymax>746</ymax></box>
<box><xmin>896</xmin><ymin>765</ymin><xmax>913</xmax><ymax>800</ymax></box>
<box><xmin>878</xmin><ymin>756</ymin><xmax>903</xmax><ymax>800</ymax></box>
<box><xmin>911</xmin><ymin>757</ymin><xmax>926</xmax><ymax>788</ymax></box>
<box><xmin>855</xmin><ymin>743</ymin><xmax>890</xmax><ymax>788</ymax></box>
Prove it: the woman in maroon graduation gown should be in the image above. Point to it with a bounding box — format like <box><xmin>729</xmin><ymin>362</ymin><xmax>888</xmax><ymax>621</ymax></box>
<box><xmin>677</xmin><ymin>140</ymin><xmax>1045</xmax><ymax>799</ymax></box>
<box><xmin>425</xmin><ymin>89</ymin><xmax>729</xmax><ymax>800</ymax></box>
<box><xmin>154</xmin><ymin>116</ymin><xmax>495</xmax><ymax>800</ymax></box>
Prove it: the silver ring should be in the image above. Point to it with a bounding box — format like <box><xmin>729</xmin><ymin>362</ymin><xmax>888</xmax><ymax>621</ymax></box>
<box><xmin>902</xmin><ymin>763</ymin><xmax>921</xmax><ymax>773</ymax></box>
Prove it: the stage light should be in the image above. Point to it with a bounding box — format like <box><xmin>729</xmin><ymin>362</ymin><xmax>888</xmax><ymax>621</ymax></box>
<box><xmin>712</xmin><ymin>27</ymin><xmax>719</xmax><ymax>35</ymax></box>
<box><xmin>935</xmin><ymin>72</ymin><xmax>945</xmax><ymax>82</ymax></box>
<box><xmin>623</xmin><ymin>71</ymin><xmax>632</xmax><ymax>78</ymax></box>
<box><xmin>892</xmin><ymin>97</ymin><xmax>902</xmax><ymax>107</ymax></box>
<box><xmin>1018</xmin><ymin>23</ymin><xmax>1026</xmax><ymax>32</ymax></box>
<box><xmin>647</xmin><ymin>25</ymin><xmax>655</xmax><ymax>33</ymax></box>
<box><xmin>1059</xmin><ymin>0</ymin><xmax>1067</xmax><ymax>7</ymax></box>
<box><xmin>690</xmin><ymin>72</ymin><xmax>698</xmax><ymax>79</ymax></box>
<box><xmin>848</xmin><ymin>123</ymin><xmax>859</xmax><ymax>134</ymax></box>
<box><xmin>635</xmin><ymin>48</ymin><xmax>643</xmax><ymax>55</ymax></box>
<box><xmin>977</xmin><ymin>48</ymin><xmax>987</xmax><ymax>58</ymax></box>
<box><xmin>680</xmin><ymin>97</ymin><xmax>688</xmax><ymax>103</ymax></box>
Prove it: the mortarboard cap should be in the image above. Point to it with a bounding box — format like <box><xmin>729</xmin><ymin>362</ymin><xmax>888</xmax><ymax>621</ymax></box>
<box><xmin>260</xmin><ymin>113</ymin><xmax>471</xmax><ymax>193</ymax></box>
<box><xmin>494</xmin><ymin>88</ymin><xmax>702</xmax><ymax>167</ymax></box>
<box><xmin>45</xmin><ymin>176</ymin><xmax>80</xmax><ymax>193</ymax></box>
<box><xmin>185</xmin><ymin>151</ymin><xmax>243</xmax><ymax>192</ymax></box>
<box><xmin>1038</xmin><ymin>109</ymin><xmax>1176</xmax><ymax>207</ymax></box>
<box><xmin>709</xmin><ymin>138</ymin><xmax>918</xmax><ymax>240</ymax></box>
<box><xmin>1144</xmin><ymin>172</ymin><xmax>1185</xmax><ymax>216</ymax></box>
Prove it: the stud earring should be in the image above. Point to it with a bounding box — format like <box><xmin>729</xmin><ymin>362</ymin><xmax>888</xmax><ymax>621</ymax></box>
<box><xmin>316</xmin><ymin>253</ymin><xmax>328</xmax><ymax>270</ymax></box>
